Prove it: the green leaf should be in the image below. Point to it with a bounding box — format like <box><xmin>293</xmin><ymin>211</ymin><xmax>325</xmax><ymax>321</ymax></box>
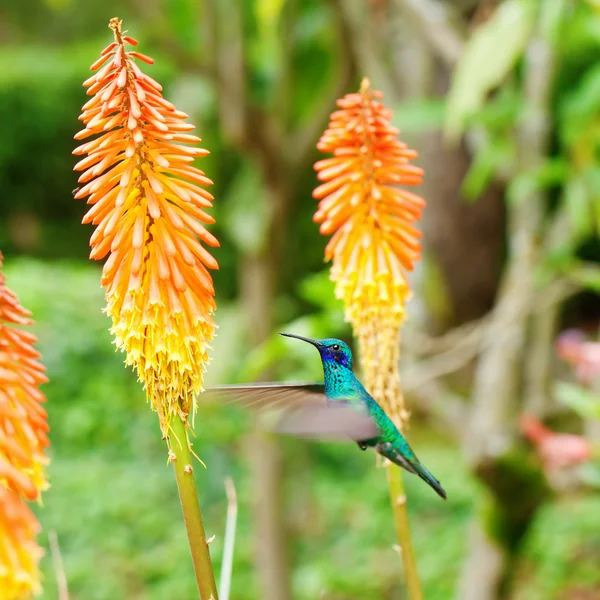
<box><xmin>554</xmin><ymin>382</ymin><xmax>600</xmax><ymax>420</ymax></box>
<box><xmin>563</xmin><ymin>176</ymin><xmax>593</xmax><ymax>239</ymax></box>
<box><xmin>539</xmin><ymin>0</ymin><xmax>569</xmax><ymax>44</ymax></box>
<box><xmin>222</xmin><ymin>160</ymin><xmax>273</xmax><ymax>255</ymax></box>
<box><xmin>445</xmin><ymin>0</ymin><xmax>537</xmax><ymax>141</ymax></box>
<box><xmin>463</xmin><ymin>136</ymin><xmax>514</xmax><ymax>201</ymax></box>
<box><xmin>391</xmin><ymin>99</ymin><xmax>446</xmax><ymax>134</ymax></box>
<box><xmin>506</xmin><ymin>172</ymin><xmax>537</xmax><ymax>205</ymax></box>
<box><xmin>579</xmin><ymin>463</ymin><xmax>600</xmax><ymax>489</ymax></box>
<box><xmin>298</xmin><ymin>269</ymin><xmax>336</xmax><ymax>307</ymax></box>
<box><xmin>559</xmin><ymin>63</ymin><xmax>600</xmax><ymax>145</ymax></box>
<box><xmin>508</xmin><ymin>157</ymin><xmax>568</xmax><ymax>204</ymax></box>
<box><xmin>534</xmin><ymin>158</ymin><xmax>569</xmax><ymax>187</ymax></box>
<box><xmin>468</xmin><ymin>84</ymin><xmax>523</xmax><ymax>131</ymax></box>
<box><xmin>249</xmin><ymin>0</ymin><xmax>286</xmax><ymax>82</ymax></box>
<box><xmin>582</xmin><ymin>166</ymin><xmax>600</xmax><ymax>235</ymax></box>
<box><xmin>570</xmin><ymin>263</ymin><xmax>600</xmax><ymax>292</ymax></box>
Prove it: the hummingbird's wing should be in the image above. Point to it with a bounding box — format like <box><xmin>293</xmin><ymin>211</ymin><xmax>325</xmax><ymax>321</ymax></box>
<box><xmin>202</xmin><ymin>383</ymin><xmax>378</xmax><ymax>442</ymax></box>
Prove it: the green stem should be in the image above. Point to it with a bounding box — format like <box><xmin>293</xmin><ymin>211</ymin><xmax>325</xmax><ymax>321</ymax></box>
<box><xmin>386</xmin><ymin>465</ymin><xmax>423</xmax><ymax>600</ymax></box>
<box><xmin>170</xmin><ymin>417</ymin><xmax>219</xmax><ymax>600</ymax></box>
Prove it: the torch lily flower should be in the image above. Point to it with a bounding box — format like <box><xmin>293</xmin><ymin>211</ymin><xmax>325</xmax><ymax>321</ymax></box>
<box><xmin>73</xmin><ymin>18</ymin><xmax>219</xmax><ymax>439</ymax></box>
<box><xmin>313</xmin><ymin>77</ymin><xmax>425</xmax><ymax>425</ymax></box>
<box><xmin>74</xmin><ymin>20</ymin><xmax>221</xmax><ymax>596</ymax></box>
<box><xmin>0</xmin><ymin>252</ymin><xmax>49</xmax><ymax>598</ymax></box>
<box><xmin>313</xmin><ymin>78</ymin><xmax>427</xmax><ymax>596</ymax></box>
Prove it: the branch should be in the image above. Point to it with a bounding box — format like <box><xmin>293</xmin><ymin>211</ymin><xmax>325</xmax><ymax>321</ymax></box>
<box><xmin>155</xmin><ymin>0</ymin><xmax>248</xmax><ymax>148</ymax></box>
<box><xmin>333</xmin><ymin>0</ymin><xmax>398</xmax><ymax>99</ymax></box>
<box><xmin>405</xmin><ymin>377</ymin><xmax>468</xmax><ymax>440</ymax></box>
<box><xmin>199</xmin><ymin>0</ymin><xmax>249</xmax><ymax>147</ymax></box>
<box><xmin>402</xmin><ymin>277</ymin><xmax>578</xmax><ymax>393</ymax></box>
<box><xmin>403</xmin><ymin>320</ymin><xmax>483</xmax><ymax>393</ymax></box>
<box><xmin>406</xmin><ymin>317</ymin><xmax>485</xmax><ymax>357</ymax></box>
<box><xmin>393</xmin><ymin>0</ymin><xmax>466</xmax><ymax>67</ymax></box>
<box><xmin>154</xmin><ymin>37</ymin><xmax>215</xmax><ymax>78</ymax></box>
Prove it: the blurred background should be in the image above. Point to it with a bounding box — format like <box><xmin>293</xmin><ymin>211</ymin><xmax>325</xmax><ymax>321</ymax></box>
<box><xmin>2</xmin><ymin>0</ymin><xmax>600</xmax><ymax>598</ymax></box>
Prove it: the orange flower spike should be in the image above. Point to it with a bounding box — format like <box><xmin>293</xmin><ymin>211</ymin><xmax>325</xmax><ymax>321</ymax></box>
<box><xmin>0</xmin><ymin>252</ymin><xmax>48</xmax><ymax>599</ymax></box>
<box><xmin>0</xmin><ymin>488</ymin><xmax>43</xmax><ymax>600</ymax></box>
<box><xmin>0</xmin><ymin>253</ymin><xmax>49</xmax><ymax>500</ymax></box>
<box><xmin>313</xmin><ymin>78</ymin><xmax>425</xmax><ymax>331</ymax></box>
<box><xmin>73</xmin><ymin>18</ymin><xmax>219</xmax><ymax>436</ymax></box>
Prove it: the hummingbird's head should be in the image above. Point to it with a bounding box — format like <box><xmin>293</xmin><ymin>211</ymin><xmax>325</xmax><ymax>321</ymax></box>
<box><xmin>279</xmin><ymin>333</ymin><xmax>354</xmax><ymax>370</ymax></box>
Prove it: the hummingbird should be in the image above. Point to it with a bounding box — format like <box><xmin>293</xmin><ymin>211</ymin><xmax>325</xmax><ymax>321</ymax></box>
<box><xmin>209</xmin><ymin>333</ymin><xmax>447</xmax><ymax>500</ymax></box>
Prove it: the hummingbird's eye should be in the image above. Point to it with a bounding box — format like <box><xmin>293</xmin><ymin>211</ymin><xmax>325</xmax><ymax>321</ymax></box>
<box><xmin>331</xmin><ymin>344</ymin><xmax>340</xmax><ymax>351</ymax></box>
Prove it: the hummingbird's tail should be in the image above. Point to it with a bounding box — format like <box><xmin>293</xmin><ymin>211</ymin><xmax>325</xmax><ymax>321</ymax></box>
<box><xmin>380</xmin><ymin>442</ymin><xmax>447</xmax><ymax>500</ymax></box>
<box><xmin>409</xmin><ymin>460</ymin><xmax>447</xmax><ymax>501</ymax></box>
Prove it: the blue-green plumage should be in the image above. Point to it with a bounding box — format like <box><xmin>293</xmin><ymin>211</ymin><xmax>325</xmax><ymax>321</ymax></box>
<box><xmin>282</xmin><ymin>334</ymin><xmax>447</xmax><ymax>500</ymax></box>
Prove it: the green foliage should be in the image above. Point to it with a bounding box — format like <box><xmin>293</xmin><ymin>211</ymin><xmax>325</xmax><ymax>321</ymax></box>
<box><xmin>506</xmin><ymin>158</ymin><xmax>568</xmax><ymax>206</ymax></box>
<box><xmin>445</xmin><ymin>0</ymin><xmax>537</xmax><ymax>141</ymax></box>
<box><xmin>392</xmin><ymin>99</ymin><xmax>446</xmax><ymax>135</ymax></box>
<box><xmin>554</xmin><ymin>382</ymin><xmax>600</xmax><ymax>420</ymax></box>
<box><xmin>463</xmin><ymin>136</ymin><xmax>514</xmax><ymax>202</ymax></box>
<box><xmin>558</xmin><ymin>58</ymin><xmax>600</xmax><ymax>242</ymax></box>
<box><xmin>512</xmin><ymin>496</ymin><xmax>600</xmax><ymax>600</ymax></box>
<box><xmin>5</xmin><ymin>259</ymin><xmax>477</xmax><ymax>600</ymax></box>
<box><xmin>445</xmin><ymin>0</ymin><xmax>600</xmax><ymax>304</ymax></box>
<box><xmin>478</xmin><ymin>450</ymin><xmax>550</xmax><ymax>551</ymax></box>
<box><xmin>235</xmin><ymin>269</ymin><xmax>349</xmax><ymax>382</ymax></box>
<box><xmin>569</xmin><ymin>261</ymin><xmax>600</xmax><ymax>292</ymax></box>
<box><xmin>1</xmin><ymin>259</ymin><xmax>596</xmax><ymax>599</ymax></box>
<box><xmin>222</xmin><ymin>160</ymin><xmax>273</xmax><ymax>256</ymax></box>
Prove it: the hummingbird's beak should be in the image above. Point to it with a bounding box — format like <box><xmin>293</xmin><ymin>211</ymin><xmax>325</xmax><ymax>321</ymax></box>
<box><xmin>279</xmin><ymin>332</ymin><xmax>323</xmax><ymax>348</ymax></box>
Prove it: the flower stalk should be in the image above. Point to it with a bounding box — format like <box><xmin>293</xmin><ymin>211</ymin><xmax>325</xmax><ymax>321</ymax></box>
<box><xmin>170</xmin><ymin>417</ymin><xmax>219</xmax><ymax>600</ymax></box>
<box><xmin>313</xmin><ymin>78</ymin><xmax>425</xmax><ymax>597</ymax></box>
<box><xmin>73</xmin><ymin>18</ymin><xmax>220</xmax><ymax>597</ymax></box>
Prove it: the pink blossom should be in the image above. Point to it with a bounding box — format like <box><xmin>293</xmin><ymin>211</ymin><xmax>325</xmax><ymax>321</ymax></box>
<box><xmin>520</xmin><ymin>414</ymin><xmax>592</xmax><ymax>470</ymax></box>
<box><xmin>556</xmin><ymin>329</ymin><xmax>600</xmax><ymax>386</ymax></box>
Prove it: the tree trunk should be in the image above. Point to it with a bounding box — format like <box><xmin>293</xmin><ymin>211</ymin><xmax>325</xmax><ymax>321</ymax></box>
<box><xmin>458</xmin><ymin>521</ymin><xmax>506</xmax><ymax>600</ymax></box>
<box><xmin>419</xmin><ymin>131</ymin><xmax>505</xmax><ymax>328</ymax></box>
<box><xmin>241</xmin><ymin>178</ymin><xmax>293</xmax><ymax>600</ymax></box>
